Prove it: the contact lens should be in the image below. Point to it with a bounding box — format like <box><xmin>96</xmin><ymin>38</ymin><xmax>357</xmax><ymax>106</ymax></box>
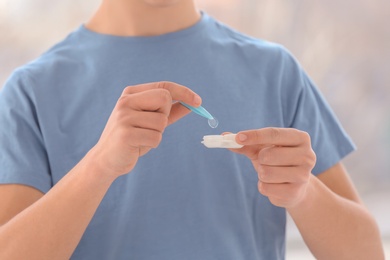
<box><xmin>208</xmin><ymin>117</ymin><xmax>219</xmax><ymax>128</ymax></box>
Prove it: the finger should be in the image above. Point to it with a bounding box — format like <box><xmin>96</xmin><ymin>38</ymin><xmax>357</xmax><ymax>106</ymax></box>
<box><xmin>123</xmin><ymin>81</ymin><xmax>202</xmax><ymax>107</ymax></box>
<box><xmin>258</xmin><ymin>182</ymin><xmax>303</xmax><ymax>203</ymax></box>
<box><xmin>167</xmin><ymin>102</ymin><xmax>192</xmax><ymax>125</ymax></box>
<box><xmin>126</xmin><ymin>128</ymin><xmax>163</xmax><ymax>149</ymax></box>
<box><xmin>257</xmin><ymin>165</ymin><xmax>309</xmax><ymax>184</ymax></box>
<box><xmin>121</xmin><ymin>89</ymin><xmax>172</xmax><ymax>115</ymax></box>
<box><xmin>227</xmin><ymin>144</ymin><xmax>260</xmax><ymax>161</ymax></box>
<box><xmin>236</xmin><ymin>127</ymin><xmax>311</xmax><ymax>147</ymax></box>
<box><xmin>125</xmin><ymin>111</ymin><xmax>168</xmax><ymax>132</ymax></box>
<box><xmin>258</xmin><ymin>146</ymin><xmax>310</xmax><ymax>167</ymax></box>
<box><xmin>226</xmin><ymin>137</ymin><xmax>270</xmax><ymax>161</ymax></box>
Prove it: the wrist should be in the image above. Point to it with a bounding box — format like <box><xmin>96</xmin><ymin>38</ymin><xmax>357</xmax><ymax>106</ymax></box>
<box><xmin>80</xmin><ymin>147</ymin><xmax>119</xmax><ymax>185</ymax></box>
<box><xmin>287</xmin><ymin>174</ymin><xmax>318</xmax><ymax>214</ymax></box>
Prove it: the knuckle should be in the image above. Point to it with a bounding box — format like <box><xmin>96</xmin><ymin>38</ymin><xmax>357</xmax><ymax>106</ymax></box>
<box><xmin>162</xmin><ymin>116</ymin><xmax>169</xmax><ymax>128</ymax></box>
<box><xmin>257</xmin><ymin>165</ymin><xmax>266</xmax><ymax>180</ymax></box>
<box><xmin>117</xmin><ymin>95</ymin><xmax>129</xmax><ymax>108</ymax></box>
<box><xmin>115</xmin><ymin>107</ymin><xmax>129</xmax><ymax>121</ymax></box>
<box><xmin>301</xmin><ymin>131</ymin><xmax>311</xmax><ymax>144</ymax></box>
<box><xmin>156</xmin><ymin>115</ymin><xmax>169</xmax><ymax>131</ymax></box>
<box><xmin>269</xmin><ymin>127</ymin><xmax>280</xmax><ymax>141</ymax></box>
<box><xmin>117</xmin><ymin>94</ymin><xmax>137</xmax><ymax>112</ymax></box>
<box><xmin>309</xmin><ymin>147</ymin><xmax>316</xmax><ymax>162</ymax></box>
<box><xmin>157</xmin><ymin>89</ymin><xmax>172</xmax><ymax>104</ymax></box>
<box><xmin>308</xmin><ymin>148</ymin><xmax>317</xmax><ymax>168</ymax></box>
<box><xmin>156</xmin><ymin>81</ymin><xmax>173</xmax><ymax>90</ymax></box>
<box><xmin>122</xmin><ymin>85</ymin><xmax>135</xmax><ymax>95</ymax></box>
<box><xmin>302</xmin><ymin>148</ymin><xmax>316</xmax><ymax>170</ymax></box>
<box><xmin>151</xmin><ymin>132</ymin><xmax>163</xmax><ymax>147</ymax></box>
<box><xmin>258</xmin><ymin>182</ymin><xmax>266</xmax><ymax>195</ymax></box>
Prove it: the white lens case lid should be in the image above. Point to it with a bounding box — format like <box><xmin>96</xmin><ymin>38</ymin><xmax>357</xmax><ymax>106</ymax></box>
<box><xmin>202</xmin><ymin>134</ymin><xmax>243</xmax><ymax>149</ymax></box>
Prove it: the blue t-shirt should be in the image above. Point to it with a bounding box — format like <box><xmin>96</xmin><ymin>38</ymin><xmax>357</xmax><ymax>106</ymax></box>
<box><xmin>0</xmin><ymin>12</ymin><xmax>355</xmax><ymax>259</ymax></box>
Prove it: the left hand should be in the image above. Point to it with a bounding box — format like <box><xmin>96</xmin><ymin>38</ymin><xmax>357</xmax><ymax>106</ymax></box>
<box><xmin>229</xmin><ymin>127</ymin><xmax>317</xmax><ymax>208</ymax></box>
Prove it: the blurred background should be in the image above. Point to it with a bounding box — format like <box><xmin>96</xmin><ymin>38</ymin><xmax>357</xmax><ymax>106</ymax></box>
<box><xmin>0</xmin><ymin>0</ymin><xmax>389</xmax><ymax>258</ymax></box>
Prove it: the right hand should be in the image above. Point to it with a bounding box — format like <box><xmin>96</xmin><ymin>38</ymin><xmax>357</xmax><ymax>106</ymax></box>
<box><xmin>90</xmin><ymin>81</ymin><xmax>201</xmax><ymax>178</ymax></box>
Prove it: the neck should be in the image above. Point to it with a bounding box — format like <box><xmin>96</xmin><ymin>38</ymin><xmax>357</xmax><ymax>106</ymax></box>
<box><xmin>86</xmin><ymin>0</ymin><xmax>200</xmax><ymax>36</ymax></box>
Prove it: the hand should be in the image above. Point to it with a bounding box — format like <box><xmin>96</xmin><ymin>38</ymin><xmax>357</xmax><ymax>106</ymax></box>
<box><xmin>229</xmin><ymin>128</ymin><xmax>316</xmax><ymax>208</ymax></box>
<box><xmin>91</xmin><ymin>81</ymin><xmax>201</xmax><ymax>178</ymax></box>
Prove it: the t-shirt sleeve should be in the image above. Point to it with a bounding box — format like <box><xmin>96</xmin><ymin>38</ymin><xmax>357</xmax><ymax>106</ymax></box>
<box><xmin>279</xmin><ymin>48</ymin><xmax>356</xmax><ymax>175</ymax></box>
<box><xmin>0</xmin><ymin>70</ymin><xmax>52</xmax><ymax>193</ymax></box>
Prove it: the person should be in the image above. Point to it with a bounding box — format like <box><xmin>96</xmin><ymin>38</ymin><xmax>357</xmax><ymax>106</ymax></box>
<box><xmin>0</xmin><ymin>0</ymin><xmax>384</xmax><ymax>259</ymax></box>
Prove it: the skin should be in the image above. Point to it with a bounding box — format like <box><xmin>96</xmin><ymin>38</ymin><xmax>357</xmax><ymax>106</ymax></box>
<box><xmin>230</xmin><ymin>129</ymin><xmax>384</xmax><ymax>259</ymax></box>
<box><xmin>86</xmin><ymin>0</ymin><xmax>200</xmax><ymax>36</ymax></box>
<box><xmin>0</xmin><ymin>0</ymin><xmax>385</xmax><ymax>259</ymax></box>
<box><xmin>0</xmin><ymin>81</ymin><xmax>202</xmax><ymax>259</ymax></box>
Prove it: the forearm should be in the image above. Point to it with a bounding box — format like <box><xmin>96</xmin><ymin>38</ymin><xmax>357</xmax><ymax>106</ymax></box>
<box><xmin>0</xmin><ymin>148</ymin><xmax>116</xmax><ymax>259</ymax></box>
<box><xmin>288</xmin><ymin>175</ymin><xmax>384</xmax><ymax>260</ymax></box>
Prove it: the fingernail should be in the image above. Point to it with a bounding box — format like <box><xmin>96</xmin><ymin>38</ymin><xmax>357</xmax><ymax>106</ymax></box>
<box><xmin>193</xmin><ymin>95</ymin><xmax>202</xmax><ymax>105</ymax></box>
<box><xmin>238</xmin><ymin>134</ymin><xmax>247</xmax><ymax>142</ymax></box>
